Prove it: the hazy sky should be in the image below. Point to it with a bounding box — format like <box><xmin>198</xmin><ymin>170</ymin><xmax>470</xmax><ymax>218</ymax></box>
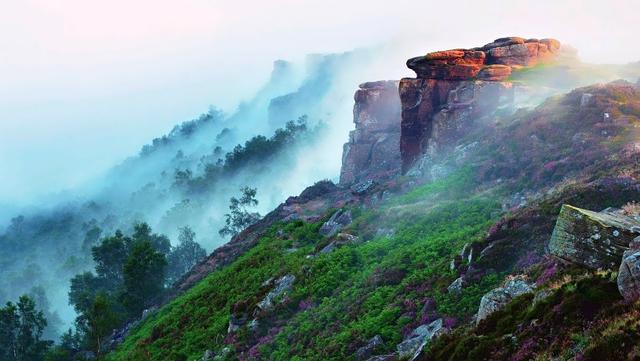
<box><xmin>1</xmin><ymin>0</ymin><xmax>639</xmax><ymax>205</ymax></box>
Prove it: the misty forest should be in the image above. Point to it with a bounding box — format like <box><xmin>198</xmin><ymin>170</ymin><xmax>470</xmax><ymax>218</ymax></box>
<box><xmin>3</xmin><ymin>1</ymin><xmax>640</xmax><ymax>361</ymax></box>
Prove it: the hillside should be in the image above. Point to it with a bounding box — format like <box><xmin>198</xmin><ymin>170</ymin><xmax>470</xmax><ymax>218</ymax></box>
<box><xmin>103</xmin><ymin>37</ymin><xmax>640</xmax><ymax>361</ymax></box>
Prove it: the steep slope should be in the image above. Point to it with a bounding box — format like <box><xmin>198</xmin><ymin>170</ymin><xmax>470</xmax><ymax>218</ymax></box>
<box><xmin>106</xmin><ymin>35</ymin><xmax>640</xmax><ymax>360</ymax></box>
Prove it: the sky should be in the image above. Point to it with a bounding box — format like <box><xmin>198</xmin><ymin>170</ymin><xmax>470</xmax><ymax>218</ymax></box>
<box><xmin>1</xmin><ymin>0</ymin><xmax>639</xmax><ymax>205</ymax></box>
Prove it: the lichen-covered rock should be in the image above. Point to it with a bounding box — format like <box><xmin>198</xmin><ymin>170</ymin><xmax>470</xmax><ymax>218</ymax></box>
<box><xmin>549</xmin><ymin>204</ymin><xmax>638</xmax><ymax>270</ymax></box>
<box><xmin>319</xmin><ymin>209</ymin><xmax>353</xmax><ymax>237</ymax></box>
<box><xmin>396</xmin><ymin>318</ymin><xmax>444</xmax><ymax>360</ymax></box>
<box><xmin>355</xmin><ymin>335</ymin><xmax>384</xmax><ymax>361</ymax></box>
<box><xmin>476</xmin><ymin>277</ymin><xmax>533</xmax><ymax>324</ymax></box>
<box><xmin>617</xmin><ymin>250</ymin><xmax>640</xmax><ymax>301</ymax></box>
<box><xmin>257</xmin><ymin>275</ymin><xmax>295</xmax><ymax>311</ymax></box>
<box><xmin>340</xmin><ymin>81</ymin><xmax>402</xmax><ymax>185</ymax></box>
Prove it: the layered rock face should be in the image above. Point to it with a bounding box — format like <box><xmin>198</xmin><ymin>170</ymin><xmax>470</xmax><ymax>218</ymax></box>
<box><xmin>340</xmin><ymin>81</ymin><xmax>402</xmax><ymax>184</ymax></box>
<box><xmin>400</xmin><ymin>37</ymin><xmax>561</xmax><ymax>172</ymax></box>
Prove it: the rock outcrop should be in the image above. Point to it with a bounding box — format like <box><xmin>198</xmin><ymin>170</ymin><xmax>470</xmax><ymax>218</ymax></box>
<box><xmin>340</xmin><ymin>81</ymin><xmax>402</xmax><ymax>184</ymax></box>
<box><xmin>355</xmin><ymin>335</ymin><xmax>384</xmax><ymax>361</ymax></box>
<box><xmin>549</xmin><ymin>205</ymin><xmax>638</xmax><ymax>270</ymax></box>
<box><xmin>319</xmin><ymin>209</ymin><xmax>353</xmax><ymax>237</ymax></box>
<box><xmin>257</xmin><ymin>274</ymin><xmax>295</xmax><ymax>311</ymax></box>
<box><xmin>396</xmin><ymin>318</ymin><xmax>445</xmax><ymax>360</ymax></box>
<box><xmin>618</xmin><ymin>249</ymin><xmax>640</xmax><ymax>301</ymax></box>
<box><xmin>476</xmin><ymin>276</ymin><xmax>533</xmax><ymax>324</ymax></box>
<box><xmin>400</xmin><ymin>37</ymin><xmax>562</xmax><ymax>172</ymax></box>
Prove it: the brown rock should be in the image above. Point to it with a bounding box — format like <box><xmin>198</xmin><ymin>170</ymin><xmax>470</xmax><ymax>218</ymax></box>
<box><xmin>477</xmin><ymin>65</ymin><xmax>512</xmax><ymax>81</ymax></box>
<box><xmin>481</xmin><ymin>37</ymin><xmax>526</xmax><ymax>50</ymax></box>
<box><xmin>407</xmin><ymin>50</ymin><xmax>486</xmax><ymax>80</ymax></box>
<box><xmin>340</xmin><ymin>80</ymin><xmax>402</xmax><ymax>184</ymax></box>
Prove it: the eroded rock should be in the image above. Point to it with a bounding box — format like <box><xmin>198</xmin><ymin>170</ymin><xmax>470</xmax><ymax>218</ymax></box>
<box><xmin>340</xmin><ymin>81</ymin><xmax>402</xmax><ymax>185</ymax></box>
<box><xmin>549</xmin><ymin>204</ymin><xmax>638</xmax><ymax>270</ymax></box>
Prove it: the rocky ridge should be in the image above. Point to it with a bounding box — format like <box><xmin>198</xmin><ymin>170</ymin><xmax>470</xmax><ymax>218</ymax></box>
<box><xmin>400</xmin><ymin>37</ymin><xmax>562</xmax><ymax>173</ymax></box>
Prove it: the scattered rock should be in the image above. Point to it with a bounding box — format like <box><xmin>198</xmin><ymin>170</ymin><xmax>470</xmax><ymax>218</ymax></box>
<box><xmin>352</xmin><ymin>180</ymin><xmax>377</xmax><ymax>195</ymax></box>
<box><xmin>227</xmin><ymin>312</ymin><xmax>247</xmax><ymax>333</ymax></box>
<box><xmin>549</xmin><ymin>204</ymin><xmax>638</xmax><ymax>270</ymax></box>
<box><xmin>257</xmin><ymin>275</ymin><xmax>296</xmax><ymax>311</ymax></box>
<box><xmin>319</xmin><ymin>209</ymin><xmax>353</xmax><ymax>237</ymax></box>
<box><xmin>447</xmin><ymin>277</ymin><xmax>465</xmax><ymax>295</ymax></box>
<box><xmin>618</xmin><ymin>250</ymin><xmax>640</xmax><ymax>301</ymax></box>
<box><xmin>396</xmin><ymin>318</ymin><xmax>445</xmax><ymax>360</ymax></box>
<box><xmin>460</xmin><ymin>243</ymin><xmax>473</xmax><ymax>263</ymax></box>
<box><xmin>355</xmin><ymin>335</ymin><xmax>384</xmax><ymax>361</ymax></box>
<box><xmin>320</xmin><ymin>233</ymin><xmax>360</xmax><ymax>254</ymax></box>
<box><xmin>476</xmin><ymin>277</ymin><xmax>533</xmax><ymax>324</ymax></box>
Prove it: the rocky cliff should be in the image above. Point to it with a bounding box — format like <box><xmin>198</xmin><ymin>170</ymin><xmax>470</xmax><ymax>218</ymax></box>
<box><xmin>340</xmin><ymin>81</ymin><xmax>402</xmax><ymax>185</ymax></box>
<box><xmin>400</xmin><ymin>37</ymin><xmax>562</xmax><ymax>173</ymax></box>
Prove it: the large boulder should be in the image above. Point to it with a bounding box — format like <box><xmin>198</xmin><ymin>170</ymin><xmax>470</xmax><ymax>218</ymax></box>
<box><xmin>476</xmin><ymin>277</ymin><xmax>533</xmax><ymax>324</ymax></box>
<box><xmin>549</xmin><ymin>205</ymin><xmax>638</xmax><ymax>270</ymax></box>
<box><xmin>617</xmin><ymin>249</ymin><xmax>640</xmax><ymax>301</ymax></box>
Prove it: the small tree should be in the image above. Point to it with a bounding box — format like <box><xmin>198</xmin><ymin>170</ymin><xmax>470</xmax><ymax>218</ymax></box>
<box><xmin>120</xmin><ymin>241</ymin><xmax>167</xmax><ymax>318</ymax></box>
<box><xmin>219</xmin><ymin>187</ymin><xmax>261</xmax><ymax>238</ymax></box>
<box><xmin>85</xmin><ymin>293</ymin><xmax>119</xmax><ymax>357</ymax></box>
<box><xmin>166</xmin><ymin>226</ymin><xmax>207</xmax><ymax>285</ymax></box>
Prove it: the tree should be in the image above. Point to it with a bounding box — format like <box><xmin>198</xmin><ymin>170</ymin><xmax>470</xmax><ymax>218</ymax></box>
<box><xmin>0</xmin><ymin>295</ymin><xmax>51</xmax><ymax>361</ymax></box>
<box><xmin>0</xmin><ymin>301</ymin><xmax>19</xmax><ymax>360</ymax></box>
<box><xmin>132</xmin><ymin>222</ymin><xmax>171</xmax><ymax>255</ymax></box>
<box><xmin>91</xmin><ymin>231</ymin><xmax>130</xmax><ymax>291</ymax></box>
<box><xmin>166</xmin><ymin>226</ymin><xmax>207</xmax><ymax>285</ymax></box>
<box><xmin>85</xmin><ymin>294</ymin><xmax>119</xmax><ymax>357</ymax></box>
<box><xmin>219</xmin><ymin>187</ymin><xmax>261</xmax><ymax>238</ymax></box>
<box><xmin>120</xmin><ymin>241</ymin><xmax>167</xmax><ymax>318</ymax></box>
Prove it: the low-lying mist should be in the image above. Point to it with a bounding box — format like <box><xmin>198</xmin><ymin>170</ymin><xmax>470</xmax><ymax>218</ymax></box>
<box><xmin>1</xmin><ymin>35</ymin><xmax>639</xmax><ymax>340</ymax></box>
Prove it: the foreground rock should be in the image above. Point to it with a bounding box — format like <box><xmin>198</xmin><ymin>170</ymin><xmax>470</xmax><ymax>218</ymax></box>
<box><xmin>476</xmin><ymin>277</ymin><xmax>533</xmax><ymax>324</ymax></box>
<box><xmin>340</xmin><ymin>81</ymin><xmax>402</xmax><ymax>185</ymax></box>
<box><xmin>618</xmin><ymin>249</ymin><xmax>640</xmax><ymax>301</ymax></box>
<box><xmin>549</xmin><ymin>204</ymin><xmax>638</xmax><ymax>270</ymax></box>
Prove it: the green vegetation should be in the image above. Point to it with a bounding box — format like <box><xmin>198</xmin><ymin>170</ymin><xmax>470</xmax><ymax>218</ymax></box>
<box><xmin>107</xmin><ymin>169</ymin><xmax>503</xmax><ymax>361</ymax></box>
